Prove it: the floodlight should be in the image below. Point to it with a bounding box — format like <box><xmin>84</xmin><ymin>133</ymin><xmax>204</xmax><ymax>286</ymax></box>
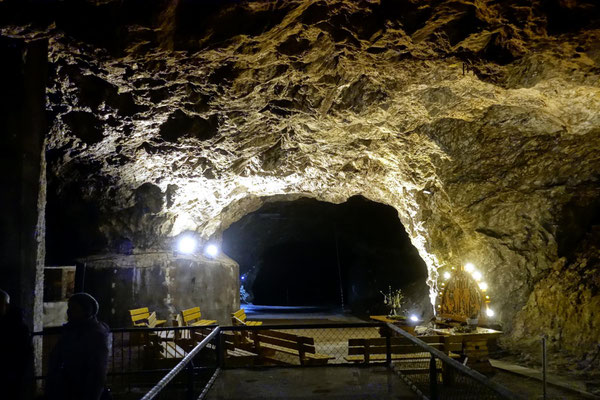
<box><xmin>486</xmin><ymin>308</ymin><xmax>495</xmax><ymax>317</ymax></box>
<box><xmin>465</xmin><ymin>263</ymin><xmax>475</xmax><ymax>272</ymax></box>
<box><xmin>472</xmin><ymin>271</ymin><xmax>482</xmax><ymax>281</ymax></box>
<box><xmin>478</xmin><ymin>282</ymin><xmax>488</xmax><ymax>291</ymax></box>
<box><xmin>177</xmin><ymin>236</ymin><xmax>197</xmax><ymax>254</ymax></box>
<box><xmin>443</xmin><ymin>272</ymin><xmax>451</xmax><ymax>280</ymax></box>
<box><xmin>410</xmin><ymin>315</ymin><xmax>419</xmax><ymax>322</ymax></box>
<box><xmin>205</xmin><ymin>244</ymin><xmax>219</xmax><ymax>257</ymax></box>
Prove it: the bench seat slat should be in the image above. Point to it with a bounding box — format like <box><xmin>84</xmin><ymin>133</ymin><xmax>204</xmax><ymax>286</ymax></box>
<box><xmin>258</xmin><ymin>330</ymin><xmax>313</xmax><ymax>343</ymax></box>
<box><xmin>190</xmin><ymin>319</ymin><xmax>217</xmax><ymax>326</ymax></box>
<box><xmin>348</xmin><ymin>343</ymin><xmax>445</xmax><ymax>355</ymax></box>
<box><xmin>253</xmin><ymin>334</ymin><xmax>316</xmax><ymax>354</ymax></box>
<box><xmin>348</xmin><ymin>336</ymin><xmax>445</xmax><ymax>346</ymax></box>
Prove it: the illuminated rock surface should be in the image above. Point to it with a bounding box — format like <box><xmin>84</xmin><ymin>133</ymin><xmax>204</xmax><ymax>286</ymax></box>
<box><xmin>2</xmin><ymin>0</ymin><xmax>599</xmax><ymax>356</ymax></box>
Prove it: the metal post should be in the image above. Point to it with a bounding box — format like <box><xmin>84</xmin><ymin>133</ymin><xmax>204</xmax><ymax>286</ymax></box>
<box><xmin>216</xmin><ymin>331</ymin><xmax>224</xmax><ymax>368</ymax></box>
<box><xmin>333</xmin><ymin>223</ymin><xmax>345</xmax><ymax>311</ymax></box>
<box><xmin>429</xmin><ymin>354</ymin><xmax>438</xmax><ymax>400</ymax></box>
<box><xmin>385</xmin><ymin>327</ymin><xmax>392</xmax><ymax>366</ymax></box>
<box><xmin>187</xmin><ymin>361</ymin><xmax>195</xmax><ymax>400</ymax></box>
<box><xmin>542</xmin><ymin>337</ymin><xmax>547</xmax><ymax>400</ymax></box>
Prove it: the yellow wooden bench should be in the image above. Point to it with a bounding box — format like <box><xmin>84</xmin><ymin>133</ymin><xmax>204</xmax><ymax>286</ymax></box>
<box><xmin>129</xmin><ymin>307</ymin><xmax>167</xmax><ymax>327</ymax></box>
<box><xmin>181</xmin><ymin>307</ymin><xmax>217</xmax><ymax>326</ymax></box>
<box><xmin>345</xmin><ymin>335</ymin><xmax>462</xmax><ymax>365</ymax></box>
<box><xmin>238</xmin><ymin>329</ymin><xmax>334</xmax><ymax>366</ymax></box>
<box><xmin>231</xmin><ymin>308</ymin><xmax>263</xmax><ymax>326</ymax></box>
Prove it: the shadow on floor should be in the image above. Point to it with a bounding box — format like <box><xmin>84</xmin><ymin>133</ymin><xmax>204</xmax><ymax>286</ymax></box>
<box><xmin>205</xmin><ymin>366</ymin><xmax>418</xmax><ymax>400</ymax></box>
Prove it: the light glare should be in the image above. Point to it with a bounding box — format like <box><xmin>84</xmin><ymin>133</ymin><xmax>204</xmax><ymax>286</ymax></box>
<box><xmin>410</xmin><ymin>315</ymin><xmax>419</xmax><ymax>322</ymax></box>
<box><xmin>486</xmin><ymin>308</ymin><xmax>495</xmax><ymax>317</ymax></box>
<box><xmin>177</xmin><ymin>236</ymin><xmax>197</xmax><ymax>254</ymax></box>
<box><xmin>205</xmin><ymin>244</ymin><xmax>219</xmax><ymax>257</ymax></box>
<box><xmin>479</xmin><ymin>282</ymin><xmax>488</xmax><ymax>291</ymax></box>
<box><xmin>472</xmin><ymin>271</ymin><xmax>482</xmax><ymax>281</ymax></box>
<box><xmin>443</xmin><ymin>272</ymin><xmax>451</xmax><ymax>280</ymax></box>
<box><xmin>465</xmin><ymin>263</ymin><xmax>475</xmax><ymax>272</ymax></box>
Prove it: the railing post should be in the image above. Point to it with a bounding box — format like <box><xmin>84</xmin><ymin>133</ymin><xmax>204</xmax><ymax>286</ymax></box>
<box><xmin>385</xmin><ymin>326</ymin><xmax>392</xmax><ymax>367</ymax></box>
<box><xmin>542</xmin><ymin>336</ymin><xmax>547</xmax><ymax>400</ymax></box>
<box><xmin>216</xmin><ymin>330</ymin><xmax>224</xmax><ymax>368</ymax></box>
<box><xmin>429</xmin><ymin>354</ymin><xmax>438</xmax><ymax>400</ymax></box>
<box><xmin>187</xmin><ymin>361</ymin><xmax>195</xmax><ymax>400</ymax></box>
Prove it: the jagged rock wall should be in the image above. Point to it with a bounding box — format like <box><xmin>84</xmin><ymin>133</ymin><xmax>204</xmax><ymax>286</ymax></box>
<box><xmin>2</xmin><ymin>0</ymin><xmax>599</xmax><ymax>353</ymax></box>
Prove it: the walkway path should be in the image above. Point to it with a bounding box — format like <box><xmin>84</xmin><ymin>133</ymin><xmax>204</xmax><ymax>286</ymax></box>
<box><xmin>205</xmin><ymin>366</ymin><xmax>418</xmax><ymax>399</ymax></box>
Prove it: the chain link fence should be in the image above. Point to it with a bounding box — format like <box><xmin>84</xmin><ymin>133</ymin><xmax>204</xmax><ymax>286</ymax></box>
<box><xmin>34</xmin><ymin>325</ymin><xmax>220</xmax><ymax>400</ymax></box>
<box><xmin>34</xmin><ymin>322</ymin><xmax>521</xmax><ymax>399</ymax></box>
<box><xmin>386</xmin><ymin>323</ymin><xmax>523</xmax><ymax>400</ymax></box>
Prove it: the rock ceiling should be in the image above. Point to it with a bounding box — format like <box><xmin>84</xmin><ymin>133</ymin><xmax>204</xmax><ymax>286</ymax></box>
<box><xmin>2</xmin><ymin>0</ymin><xmax>599</xmax><ymax>354</ymax></box>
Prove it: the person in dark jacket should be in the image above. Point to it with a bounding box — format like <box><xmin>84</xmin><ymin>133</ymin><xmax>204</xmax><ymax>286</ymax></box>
<box><xmin>46</xmin><ymin>292</ymin><xmax>110</xmax><ymax>400</ymax></box>
<box><xmin>0</xmin><ymin>289</ymin><xmax>33</xmax><ymax>400</ymax></box>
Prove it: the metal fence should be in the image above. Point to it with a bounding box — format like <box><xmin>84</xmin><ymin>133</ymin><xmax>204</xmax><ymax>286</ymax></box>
<box><xmin>34</xmin><ymin>322</ymin><xmax>522</xmax><ymax>400</ymax></box>
<box><xmin>218</xmin><ymin>322</ymin><xmax>385</xmax><ymax>367</ymax></box>
<box><xmin>34</xmin><ymin>325</ymin><xmax>221</xmax><ymax>400</ymax></box>
<box><xmin>386</xmin><ymin>323</ymin><xmax>523</xmax><ymax>400</ymax></box>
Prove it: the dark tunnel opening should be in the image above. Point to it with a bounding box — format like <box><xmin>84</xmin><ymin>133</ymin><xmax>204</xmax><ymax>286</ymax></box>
<box><xmin>222</xmin><ymin>195</ymin><xmax>431</xmax><ymax>316</ymax></box>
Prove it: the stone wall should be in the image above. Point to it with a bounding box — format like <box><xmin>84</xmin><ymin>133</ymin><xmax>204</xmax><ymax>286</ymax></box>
<box><xmin>81</xmin><ymin>252</ymin><xmax>239</xmax><ymax>327</ymax></box>
<box><xmin>2</xmin><ymin>0</ymin><xmax>599</xmax><ymax>357</ymax></box>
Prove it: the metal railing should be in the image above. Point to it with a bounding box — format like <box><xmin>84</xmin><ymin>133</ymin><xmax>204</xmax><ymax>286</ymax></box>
<box><xmin>386</xmin><ymin>323</ymin><xmax>524</xmax><ymax>400</ymax></box>
<box><xmin>141</xmin><ymin>327</ymin><xmax>220</xmax><ymax>400</ymax></box>
<box><xmin>34</xmin><ymin>321</ymin><xmax>522</xmax><ymax>400</ymax></box>
<box><xmin>219</xmin><ymin>321</ymin><xmax>385</xmax><ymax>366</ymax></box>
<box><xmin>33</xmin><ymin>324</ymin><xmax>221</xmax><ymax>399</ymax></box>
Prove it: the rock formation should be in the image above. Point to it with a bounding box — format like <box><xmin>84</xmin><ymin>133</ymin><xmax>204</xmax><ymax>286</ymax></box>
<box><xmin>1</xmin><ymin>0</ymin><xmax>599</xmax><ymax>357</ymax></box>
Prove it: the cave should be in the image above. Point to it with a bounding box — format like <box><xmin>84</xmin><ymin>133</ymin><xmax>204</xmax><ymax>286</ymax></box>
<box><xmin>222</xmin><ymin>196</ymin><xmax>430</xmax><ymax>315</ymax></box>
<box><xmin>1</xmin><ymin>0</ymin><xmax>600</xmax><ymax>398</ymax></box>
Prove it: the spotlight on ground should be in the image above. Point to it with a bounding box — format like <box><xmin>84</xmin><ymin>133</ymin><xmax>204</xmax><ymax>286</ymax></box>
<box><xmin>486</xmin><ymin>308</ymin><xmax>495</xmax><ymax>317</ymax></box>
<box><xmin>205</xmin><ymin>244</ymin><xmax>219</xmax><ymax>257</ymax></box>
<box><xmin>177</xmin><ymin>236</ymin><xmax>197</xmax><ymax>254</ymax></box>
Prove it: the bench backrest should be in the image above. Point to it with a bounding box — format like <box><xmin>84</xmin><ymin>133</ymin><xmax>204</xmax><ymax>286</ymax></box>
<box><xmin>232</xmin><ymin>309</ymin><xmax>247</xmax><ymax>324</ymax></box>
<box><xmin>182</xmin><ymin>307</ymin><xmax>202</xmax><ymax>325</ymax></box>
<box><xmin>146</xmin><ymin>311</ymin><xmax>159</xmax><ymax>328</ymax></box>
<box><xmin>348</xmin><ymin>335</ymin><xmax>461</xmax><ymax>358</ymax></box>
<box><xmin>130</xmin><ymin>307</ymin><xmax>150</xmax><ymax>326</ymax></box>
<box><xmin>252</xmin><ymin>330</ymin><xmax>317</xmax><ymax>356</ymax></box>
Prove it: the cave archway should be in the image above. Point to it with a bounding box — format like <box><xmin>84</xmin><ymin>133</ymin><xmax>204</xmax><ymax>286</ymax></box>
<box><xmin>222</xmin><ymin>195</ymin><xmax>431</xmax><ymax>317</ymax></box>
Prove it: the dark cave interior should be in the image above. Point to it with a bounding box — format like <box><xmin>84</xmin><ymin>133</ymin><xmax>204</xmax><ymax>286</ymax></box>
<box><xmin>222</xmin><ymin>196</ymin><xmax>430</xmax><ymax>316</ymax></box>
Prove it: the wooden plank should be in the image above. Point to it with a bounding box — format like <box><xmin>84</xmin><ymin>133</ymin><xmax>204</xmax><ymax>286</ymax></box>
<box><xmin>191</xmin><ymin>319</ymin><xmax>217</xmax><ymax>326</ymax></box>
<box><xmin>182</xmin><ymin>307</ymin><xmax>201</xmax><ymax>317</ymax></box>
<box><xmin>349</xmin><ymin>336</ymin><xmax>444</xmax><ymax>347</ymax></box>
<box><xmin>246</xmin><ymin>321</ymin><xmax>263</xmax><ymax>326</ymax></box>
<box><xmin>445</xmin><ymin>343</ymin><xmax>463</xmax><ymax>352</ymax></box>
<box><xmin>348</xmin><ymin>343</ymin><xmax>445</xmax><ymax>356</ymax></box>
<box><xmin>305</xmin><ymin>353</ymin><xmax>334</xmax><ymax>360</ymax></box>
<box><xmin>232</xmin><ymin>309</ymin><xmax>246</xmax><ymax>319</ymax></box>
<box><xmin>129</xmin><ymin>307</ymin><xmax>149</xmax><ymax>316</ymax></box>
<box><xmin>254</xmin><ymin>334</ymin><xmax>316</xmax><ymax>354</ymax></box>
<box><xmin>183</xmin><ymin>312</ymin><xmax>201</xmax><ymax>321</ymax></box>
<box><xmin>259</xmin><ymin>330</ymin><xmax>314</xmax><ymax>344</ymax></box>
<box><xmin>131</xmin><ymin>313</ymin><xmax>150</xmax><ymax>322</ymax></box>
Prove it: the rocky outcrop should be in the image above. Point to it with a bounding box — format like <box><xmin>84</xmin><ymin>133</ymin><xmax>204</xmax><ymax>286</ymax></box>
<box><xmin>508</xmin><ymin>227</ymin><xmax>600</xmax><ymax>358</ymax></box>
<box><xmin>1</xmin><ymin>0</ymin><xmax>599</xmax><ymax>354</ymax></box>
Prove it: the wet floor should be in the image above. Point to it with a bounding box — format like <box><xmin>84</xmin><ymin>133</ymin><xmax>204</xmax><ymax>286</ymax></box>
<box><xmin>205</xmin><ymin>366</ymin><xmax>418</xmax><ymax>399</ymax></box>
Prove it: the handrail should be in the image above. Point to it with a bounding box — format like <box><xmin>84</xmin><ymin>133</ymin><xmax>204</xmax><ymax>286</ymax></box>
<box><xmin>220</xmin><ymin>322</ymin><xmax>384</xmax><ymax>331</ymax></box>
<box><xmin>140</xmin><ymin>327</ymin><xmax>220</xmax><ymax>400</ymax></box>
<box><xmin>32</xmin><ymin>324</ymin><xmax>220</xmax><ymax>336</ymax></box>
<box><xmin>386</xmin><ymin>323</ymin><xmax>524</xmax><ymax>400</ymax></box>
